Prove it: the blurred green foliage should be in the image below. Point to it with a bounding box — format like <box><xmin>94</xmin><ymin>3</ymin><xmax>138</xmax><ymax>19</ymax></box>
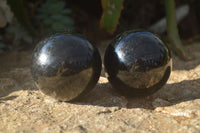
<box><xmin>100</xmin><ymin>0</ymin><xmax>190</xmax><ymax>60</ymax></box>
<box><xmin>37</xmin><ymin>0</ymin><xmax>74</xmax><ymax>34</ymax></box>
<box><xmin>6</xmin><ymin>0</ymin><xmax>74</xmax><ymax>36</ymax></box>
<box><xmin>6</xmin><ymin>23</ymin><xmax>33</xmax><ymax>45</ymax></box>
<box><xmin>1</xmin><ymin>0</ymin><xmax>197</xmax><ymax>60</ymax></box>
<box><xmin>100</xmin><ymin>0</ymin><xmax>191</xmax><ymax>60</ymax></box>
<box><xmin>100</xmin><ymin>0</ymin><xmax>124</xmax><ymax>34</ymax></box>
<box><xmin>6</xmin><ymin>0</ymin><xmax>38</xmax><ymax>36</ymax></box>
<box><xmin>165</xmin><ymin>0</ymin><xmax>192</xmax><ymax>60</ymax></box>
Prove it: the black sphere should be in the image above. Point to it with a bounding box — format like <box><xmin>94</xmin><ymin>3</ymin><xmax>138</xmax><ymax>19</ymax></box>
<box><xmin>104</xmin><ymin>31</ymin><xmax>172</xmax><ymax>97</ymax></box>
<box><xmin>31</xmin><ymin>34</ymin><xmax>102</xmax><ymax>101</ymax></box>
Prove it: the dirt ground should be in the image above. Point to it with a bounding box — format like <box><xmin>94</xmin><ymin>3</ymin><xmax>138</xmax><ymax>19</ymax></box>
<box><xmin>0</xmin><ymin>41</ymin><xmax>200</xmax><ymax>133</ymax></box>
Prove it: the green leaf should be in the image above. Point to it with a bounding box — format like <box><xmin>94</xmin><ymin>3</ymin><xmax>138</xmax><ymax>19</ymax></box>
<box><xmin>6</xmin><ymin>0</ymin><xmax>38</xmax><ymax>36</ymax></box>
<box><xmin>44</xmin><ymin>1</ymin><xmax>65</xmax><ymax>14</ymax></box>
<box><xmin>52</xmin><ymin>22</ymin><xmax>64</xmax><ymax>31</ymax></box>
<box><xmin>165</xmin><ymin>0</ymin><xmax>193</xmax><ymax>60</ymax></box>
<box><xmin>6</xmin><ymin>24</ymin><xmax>33</xmax><ymax>44</ymax></box>
<box><xmin>37</xmin><ymin>0</ymin><xmax>74</xmax><ymax>34</ymax></box>
<box><xmin>62</xmin><ymin>9</ymin><xmax>72</xmax><ymax>15</ymax></box>
<box><xmin>43</xmin><ymin>19</ymin><xmax>53</xmax><ymax>26</ymax></box>
<box><xmin>60</xmin><ymin>18</ymin><xmax>74</xmax><ymax>25</ymax></box>
<box><xmin>100</xmin><ymin>0</ymin><xmax>124</xmax><ymax>34</ymax></box>
<box><xmin>51</xmin><ymin>14</ymin><xmax>64</xmax><ymax>20</ymax></box>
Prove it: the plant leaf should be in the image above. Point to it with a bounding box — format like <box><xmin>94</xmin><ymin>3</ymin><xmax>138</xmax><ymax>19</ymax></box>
<box><xmin>165</xmin><ymin>0</ymin><xmax>193</xmax><ymax>60</ymax></box>
<box><xmin>100</xmin><ymin>0</ymin><xmax>124</xmax><ymax>34</ymax></box>
<box><xmin>6</xmin><ymin>0</ymin><xmax>38</xmax><ymax>36</ymax></box>
<box><xmin>37</xmin><ymin>0</ymin><xmax>74</xmax><ymax>34</ymax></box>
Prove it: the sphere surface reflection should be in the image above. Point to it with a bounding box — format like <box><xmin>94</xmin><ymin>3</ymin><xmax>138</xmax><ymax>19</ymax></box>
<box><xmin>104</xmin><ymin>31</ymin><xmax>172</xmax><ymax>97</ymax></box>
<box><xmin>31</xmin><ymin>34</ymin><xmax>102</xmax><ymax>101</ymax></box>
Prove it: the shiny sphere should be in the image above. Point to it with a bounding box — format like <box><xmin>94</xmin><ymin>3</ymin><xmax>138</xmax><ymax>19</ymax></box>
<box><xmin>104</xmin><ymin>31</ymin><xmax>172</xmax><ymax>97</ymax></box>
<box><xmin>31</xmin><ymin>34</ymin><xmax>102</xmax><ymax>101</ymax></box>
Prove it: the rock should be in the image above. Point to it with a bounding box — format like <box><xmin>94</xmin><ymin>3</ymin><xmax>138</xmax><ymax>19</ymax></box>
<box><xmin>0</xmin><ymin>43</ymin><xmax>200</xmax><ymax>132</ymax></box>
<box><xmin>152</xmin><ymin>98</ymin><xmax>171</xmax><ymax>108</ymax></box>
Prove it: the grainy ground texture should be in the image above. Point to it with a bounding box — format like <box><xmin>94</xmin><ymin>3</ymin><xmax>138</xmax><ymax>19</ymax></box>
<box><xmin>1</xmin><ymin>42</ymin><xmax>200</xmax><ymax>133</ymax></box>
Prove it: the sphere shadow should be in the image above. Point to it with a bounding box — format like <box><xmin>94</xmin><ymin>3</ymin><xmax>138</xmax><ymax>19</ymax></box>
<box><xmin>70</xmin><ymin>82</ymin><xmax>128</xmax><ymax>108</ymax></box>
<box><xmin>127</xmin><ymin>78</ymin><xmax>200</xmax><ymax>109</ymax></box>
<box><xmin>72</xmin><ymin>78</ymin><xmax>200</xmax><ymax>110</ymax></box>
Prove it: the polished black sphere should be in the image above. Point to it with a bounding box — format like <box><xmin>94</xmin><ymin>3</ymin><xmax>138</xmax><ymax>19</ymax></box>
<box><xmin>104</xmin><ymin>31</ymin><xmax>172</xmax><ymax>97</ymax></box>
<box><xmin>31</xmin><ymin>34</ymin><xmax>102</xmax><ymax>101</ymax></box>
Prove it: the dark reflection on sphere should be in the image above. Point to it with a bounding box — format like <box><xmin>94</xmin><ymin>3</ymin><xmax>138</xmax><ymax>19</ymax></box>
<box><xmin>31</xmin><ymin>34</ymin><xmax>102</xmax><ymax>101</ymax></box>
<box><xmin>104</xmin><ymin>31</ymin><xmax>172</xmax><ymax>97</ymax></box>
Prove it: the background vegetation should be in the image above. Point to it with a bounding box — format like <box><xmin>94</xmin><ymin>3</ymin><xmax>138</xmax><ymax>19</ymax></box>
<box><xmin>0</xmin><ymin>0</ymin><xmax>200</xmax><ymax>60</ymax></box>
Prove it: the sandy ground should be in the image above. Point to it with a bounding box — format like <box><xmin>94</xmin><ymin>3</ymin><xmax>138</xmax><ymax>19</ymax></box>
<box><xmin>0</xmin><ymin>42</ymin><xmax>200</xmax><ymax>132</ymax></box>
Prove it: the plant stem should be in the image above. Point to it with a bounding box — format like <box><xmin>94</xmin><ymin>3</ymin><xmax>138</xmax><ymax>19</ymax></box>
<box><xmin>165</xmin><ymin>0</ymin><xmax>193</xmax><ymax>60</ymax></box>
